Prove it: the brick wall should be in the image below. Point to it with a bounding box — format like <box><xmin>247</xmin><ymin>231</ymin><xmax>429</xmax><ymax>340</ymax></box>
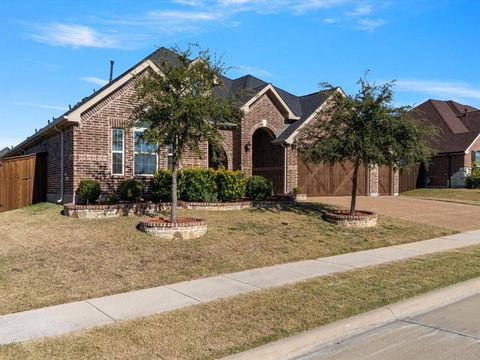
<box><xmin>73</xmin><ymin>79</ymin><xmax>207</xmax><ymax>196</ymax></box>
<box><xmin>23</xmin><ymin>126</ymin><xmax>74</xmax><ymax>202</ymax></box>
<box><xmin>369</xmin><ymin>165</ymin><xmax>379</xmax><ymax>196</ymax></box>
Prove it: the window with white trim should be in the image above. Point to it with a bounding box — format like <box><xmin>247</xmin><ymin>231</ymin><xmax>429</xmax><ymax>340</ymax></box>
<box><xmin>134</xmin><ymin>129</ymin><xmax>157</xmax><ymax>175</ymax></box>
<box><xmin>112</xmin><ymin>128</ymin><xmax>124</xmax><ymax>175</ymax></box>
<box><xmin>475</xmin><ymin>151</ymin><xmax>480</xmax><ymax>166</ymax></box>
<box><xmin>167</xmin><ymin>144</ymin><xmax>174</xmax><ymax>168</ymax></box>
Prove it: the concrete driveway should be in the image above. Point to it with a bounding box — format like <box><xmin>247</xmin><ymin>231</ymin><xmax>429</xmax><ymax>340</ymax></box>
<box><xmin>307</xmin><ymin>196</ymin><xmax>480</xmax><ymax>231</ymax></box>
<box><xmin>299</xmin><ymin>294</ymin><xmax>480</xmax><ymax>360</ymax></box>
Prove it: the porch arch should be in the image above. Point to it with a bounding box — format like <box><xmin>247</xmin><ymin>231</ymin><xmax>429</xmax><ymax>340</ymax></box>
<box><xmin>251</xmin><ymin>127</ymin><xmax>285</xmax><ymax>194</ymax></box>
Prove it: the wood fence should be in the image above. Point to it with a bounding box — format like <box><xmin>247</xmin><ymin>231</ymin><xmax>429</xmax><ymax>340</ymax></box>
<box><xmin>0</xmin><ymin>153</ymin><xmax>47</xmax><ymax>213</ymax></box>
<box><xmin>399</xmin><ymin>163</ymin><xmax>422</xmax><ymax>193</ymax></box>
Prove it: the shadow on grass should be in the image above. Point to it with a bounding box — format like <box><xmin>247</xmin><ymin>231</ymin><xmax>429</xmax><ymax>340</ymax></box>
<box><xmin>249</xmin><ymin>202</ymin><xmax>337</xmax><ymax>217</ymax></box>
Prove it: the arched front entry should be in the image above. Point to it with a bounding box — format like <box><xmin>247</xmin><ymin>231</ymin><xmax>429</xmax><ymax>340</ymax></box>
<box><xmin>208</xmin><ymin>143</ymin><xmax>228</xmax><ymax>169</ymax></box>
<box><xmin>252</xmin><ymin>127</ymin><xmax>285</xmax><ymax>194</ymax></box>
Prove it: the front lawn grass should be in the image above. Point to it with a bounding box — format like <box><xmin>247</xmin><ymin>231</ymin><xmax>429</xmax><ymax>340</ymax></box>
<box><xmin>0</xmin><ymin>202</ymin><xmax>453</xmax><ymax>315</ymax></box>
<box><xmin>402</xmin><ymin>188</ymin><xmax>480</xmax><ymax>205</ymax></box>
<box><xmin>2</xmin><ymin>245</ymin><xmax>480</xmax><ymax>359</ymax></box>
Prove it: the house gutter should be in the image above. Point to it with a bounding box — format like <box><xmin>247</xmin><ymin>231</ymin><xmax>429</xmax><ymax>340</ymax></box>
<box><xmin>53</xmin><ymin>125</ymin><xmax>64</xmax><ymax>204</ymax></box>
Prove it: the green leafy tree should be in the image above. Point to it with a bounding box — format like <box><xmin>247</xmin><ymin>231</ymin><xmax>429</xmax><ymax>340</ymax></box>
<box><xmin>130</xmin><ymin>45</ymin><xmax>243</xmax><ymax>222</ymax></box>
<box><xmin>297</xmin><ymin>76</ymin><xmax>436</xmax><ymax>215</ymax></box>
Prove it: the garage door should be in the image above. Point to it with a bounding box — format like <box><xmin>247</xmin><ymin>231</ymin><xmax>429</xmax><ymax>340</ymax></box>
<box><xmin>378</xmin><ymin>165</ymin><xmax>392</xmax><ymax>195</ymax></box>
<box><xmin>298</xmin><ymin>158</ymin><xmax>366</xmax><ymax>196</ymax></box>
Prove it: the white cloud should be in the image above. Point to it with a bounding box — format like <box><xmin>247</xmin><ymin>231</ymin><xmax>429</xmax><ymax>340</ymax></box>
<box><xmin>395</xmin><ymin>80</ymin><xmax>480</xmax><ymax>100</ymax></box>
<box><xmin>16</xmin><ymin>102</ymin><xmax>68</xmax><ymax>111</ymax></box>
<box><xmin>323</xmin><ymin>17</ymin><xmax>339</xmax><ymax>24</ymax></box>
<box><xmin>172</xmin><ymin>0</ymin><xmax>204</xmax><ymax>5</ymax></box>
<box><xmin>356</xmin><ymin>18</ymin><xmax>386</xmax><ymax>32</ymax></box>
<box><xmin>30</xmin><ymin>23</ymin><xmax>120</xmax><ymax>48</ymax></box>
<box><xmin>80</xmin><ymin>77</ymin><xmax>109</xmax><ymax>86</ymax></box>
<box><xmin>233</xmin><ymin>65</ymin><xmax>273</xmax><ymax>77</ymax></box>
<box><xmin>345</xmin><ymin>4</ymin><xmax>372</xmax><ymax>17</ymax></box>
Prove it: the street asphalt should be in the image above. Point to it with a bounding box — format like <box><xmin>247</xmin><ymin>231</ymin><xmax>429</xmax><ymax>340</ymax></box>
<box><xmin>297</xmin><ymin>294</ymin><xmax>480</xmax><ymax>360</ymax></box>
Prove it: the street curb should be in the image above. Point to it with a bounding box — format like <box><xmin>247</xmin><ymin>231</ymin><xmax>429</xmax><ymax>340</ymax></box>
<box><xmin>223</xmin><ymin>276</ymin><xmax>480</xmax><ymax>360</ymax></box>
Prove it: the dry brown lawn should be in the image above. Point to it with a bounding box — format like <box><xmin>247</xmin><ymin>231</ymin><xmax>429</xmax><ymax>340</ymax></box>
<box><xmin>0</xmin><ymin>202</ymin><xmax>453</xmax><ymax>315</ymax></box>
<box><xmin>1</xmin><ymin>245</ymin><xmax>479</xmax><ymax>360</ymax></box>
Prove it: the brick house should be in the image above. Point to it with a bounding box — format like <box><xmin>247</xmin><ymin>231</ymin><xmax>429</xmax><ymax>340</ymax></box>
<box><xmin>411</xmin><ymin>100</ymin><xmax>480</xmax><ymax>187</ymax></box>
<box><xmin>4</xmin><ymin>48</ymin><xmax>396</xmax><ymax>203</ymax></box>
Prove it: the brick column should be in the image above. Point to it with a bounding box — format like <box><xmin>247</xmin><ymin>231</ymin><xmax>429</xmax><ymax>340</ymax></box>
<box><xmin>393</xmin><ymin>168</ymin><xmax>400</xmax><ymax>196</ymax></box>
<box><xmin>286</xmin><ymin>145</ymin><xmax>298</xmax><ymax>193</ymax></box>
<box><xmin>369</xmin><ymin>164</ymin><xmax>379</xmax><ymax>196</ymax></box>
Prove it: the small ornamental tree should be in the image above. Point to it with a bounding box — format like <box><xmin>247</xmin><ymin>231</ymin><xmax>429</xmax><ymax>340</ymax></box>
<box><xmin>130</xmin><ymin>45</ymin><xmax>243</xmax><ymax>222</ymax></box>
<box><xmin>297</xmin><ymin>76</ymin><xmax>436</xmax><ymax>215</ymax></box>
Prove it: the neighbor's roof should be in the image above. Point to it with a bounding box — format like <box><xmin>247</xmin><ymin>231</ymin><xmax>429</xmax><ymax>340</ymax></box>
<box><xmin>412</xmin><ymin>99</ymin><xmax>480</xmax><ymax>154</ymax></box>
<box><xmin>9</xmin><ymin>47</ymin><xmax>334</xmax><ymax>154</ymax></box>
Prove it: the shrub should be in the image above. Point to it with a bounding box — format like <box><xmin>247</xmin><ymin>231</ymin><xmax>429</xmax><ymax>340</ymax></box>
<box><xmin>76</xmin><ymin>179</ymin><xmax>101</xmax><ymax>204</ymax></box>
<box><xmin>292</xmin><ymin>186</ymin><xmax>304</xmax><ymax>194</ymax></box>
<box><xmin>118</xmin><ymin>179</ymin><xmax>143</xmax><ymax>201</ymax></box>
<box><xmin>466</xmin><ymin>163</ymin><xmax>480</xmax><ymax>188</ymax></box>
<box><xmin>150</xmin><ymin>170</ymin><xmax>172</xmax><ymax>202</ymax></box>
<box><xmin>105</xmin><ymin>193</ymin><xmax>120</xmax><ymax>204</ymax></box>
<box><xmin>179</xmin><ymin>168</ymin><xmax>217</xmax><ymax>202</ymax></box>
<box><xmin>215</xmin><ymin>169</ymin><xmax>246</xmax><ymax>202</ymax></box>
<box><xmin>246</xmin><ymin>175</ymin><xmax>273</xmax><ymax>201</ymax></box>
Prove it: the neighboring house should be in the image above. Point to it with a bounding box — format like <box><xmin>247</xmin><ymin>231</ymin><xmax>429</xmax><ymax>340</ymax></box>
<box><xmin>6</xmin><ymin>48</ymin><xmax>397</xmax><ymax>203</ymax></box>
<box><xmin>411</xmin><ymin>99</ymin><xmax>480</xmax><ymax>187</ymax></box>
<box><xmin>0</xmin><ymin>147</ymin><xmax>9</xmax><ymax>158</ymax></box>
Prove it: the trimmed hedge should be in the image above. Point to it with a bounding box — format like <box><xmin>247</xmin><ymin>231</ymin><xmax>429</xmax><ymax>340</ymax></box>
<box><xmin>466</xmin><ymin>163</ymin><xmax>480</xmax><ymax>188</ymax></box>
<box><xmin>149</xmin><ymin>169</ymin><xmax>267</xmax><ymax>202</ymax></box>
<box><xmin>246</xmin><ymin>175</ymin><xmax>273</xmax><ymax>201</ymax></box>
<box><xmin>179</xmin><ymin>168</ymin><xmax>217</xmax><ymax>202</ymax></box>
<box><xmin>118</xmin><ymin>179</ymin><xmax>143</xmax><ymax>201</ymax></box>
<box><xmin>150</xmin><ymin>170</ymin><xmax>173</xmax><ymax>202</ymax></box>
<box><xmin>76</xmin><ymin>179</ymin><xmax>101</xmax><ymax>204</ymax></box>
<box><xmin>215</xmin><ymin>169</ymin><xmax>246</xmax><ymax>202</ymax></box>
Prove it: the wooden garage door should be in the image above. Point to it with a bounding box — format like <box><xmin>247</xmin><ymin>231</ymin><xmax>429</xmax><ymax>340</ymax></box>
<box><xmin>378</xmin><ymin>165</ymin><xmax>392</xmax><ymax>196</ymax></box>
<box><xmin>298</xmin><ymin>158</ymin><xmax>366</xmax><ymax>196</ymax></box>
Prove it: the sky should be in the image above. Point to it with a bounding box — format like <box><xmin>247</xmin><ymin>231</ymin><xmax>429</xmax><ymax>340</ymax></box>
<box><xmin>0</xmin><ymin>0</ymin><xmax>479</xmax><ymax>149</ymax></box>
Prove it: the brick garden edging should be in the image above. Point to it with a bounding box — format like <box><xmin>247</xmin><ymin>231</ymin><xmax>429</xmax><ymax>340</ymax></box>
<box><xmin>139</xmin><ymin>217</ymin><xmax>207</xmax><ymax>240</ymax></box>
<box><xmin>63</xmin><ymin>202</ymin><xmax>162</xmax><ymax>219</ymax></box>
<box><xmin>63</xmin><ymin>200</ymin><xmax>296</xmax><ymax>219</ymax></box>
<box><xmin>322</xmin><ymin>209</ymin><xmax>378</xmax><ymax>228</ymax></box>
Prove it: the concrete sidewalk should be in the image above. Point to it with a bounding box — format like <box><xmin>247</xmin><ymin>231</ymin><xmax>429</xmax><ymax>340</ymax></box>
<box><xmin>1</xmin><ymin>230</ymin><xmax>480</xmax><ymax>345</ymax></box>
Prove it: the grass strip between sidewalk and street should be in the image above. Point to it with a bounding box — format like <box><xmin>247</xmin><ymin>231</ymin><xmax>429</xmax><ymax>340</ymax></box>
<box><xmin>2</xmin><ymin>245</ymin><xmax>480</xmax><ymax>359</ymax></box>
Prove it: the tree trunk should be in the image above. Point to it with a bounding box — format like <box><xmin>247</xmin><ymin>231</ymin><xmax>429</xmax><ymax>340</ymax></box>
<box><xmin>171</xmin><ymin>159</ymin><xmax>178</xmax><ymax>223</ymax></box>
<box><xmin>350</xmin><ymin>158</ymin><xmax>360</xmax><ymax>215</ymax></box>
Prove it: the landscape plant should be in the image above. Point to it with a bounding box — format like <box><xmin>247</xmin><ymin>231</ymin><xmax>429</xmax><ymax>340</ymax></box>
<box><xmin>130</xmin><ymin>44</ymin><xmax>243</xmax><ymax>222</ymax></box>
<box><xmin>117</xmin><ymin>179</ymin><xmax>143</xmax><ymax>201</ymax></box>
<box><xmin>76</xmin><ymin>179</ymin><xmax>101</xmax><ymax>204</ymax></box>
<box><xmin>215</xmin><ymin>169</ymin><xmax>246</xmax><ymax>202</ymax></box>
<box><xmin>297</xmin><ymin>76</ymin><xmax>435</xmax><ymax>215</ymax></box>
<box><xmin>465</xmin><ymin>162</ymin><xmax>480</xmax><ymax>188</ymax></box>
<box><xmin>246</xmin><ymin>175</ymin><xmax>273</xmax><ymax>200</ymax></box>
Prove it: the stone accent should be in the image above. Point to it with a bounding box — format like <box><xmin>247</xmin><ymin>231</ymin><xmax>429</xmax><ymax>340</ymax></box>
<box><xmin>393</xmin><ymin>168</ymin><xmax>400</xmax><ymax>195</ymax></box>
<box><xmin>63</xmin><ymin>202</ymin><xmax>162</xmax><ymax>219</ymax></box>
<box><xmin>322</xmin><ymin>210</ymin><xmax>378</xmax><ymax>228</ymax></box>
<box><xmin>139</xmin><ymin>218</ymin><xmax>207</xmax><ymax>240</ymax></box>
<box><xmin>368</xmin><ymin>165</ymin><xmax>379</xmax><ymax>196</ymax></box>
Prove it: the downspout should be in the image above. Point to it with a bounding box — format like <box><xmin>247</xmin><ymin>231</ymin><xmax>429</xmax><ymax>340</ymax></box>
<box><xmin>53</xmin><ymin>126</ymin><xmax>64</xmax><ymax>203</ymax></box>
<box><xmin>284</xmin><ymin>146</ymin><xmax>287</xmax><ymax>194</ymax></box>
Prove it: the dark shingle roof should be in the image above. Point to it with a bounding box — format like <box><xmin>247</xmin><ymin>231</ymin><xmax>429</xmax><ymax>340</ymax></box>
<box><xmin>412</xmin><ymin>99</ymin><xmax>480</xmax><ymax>154</ymax></box>
<box><xmin>10</xmin><ymin>47</ymin><xmax>333</xmax><ymax>153</ymax></box>
<box><xmin>0</xmin><ymin>147</ymin><xmax>10</xmax><ymax>158</ymax></box>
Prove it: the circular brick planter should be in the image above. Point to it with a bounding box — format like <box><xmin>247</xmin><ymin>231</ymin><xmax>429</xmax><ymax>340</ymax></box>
<box><xmin>139</xmin><ymin>217</ymin><xmax>207</xmax><ymax>240</ymax></box>
<box><xmin>323</xmin><ymin>210</ymin><xmax>378</xmax><ymax>228</ymax></box>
